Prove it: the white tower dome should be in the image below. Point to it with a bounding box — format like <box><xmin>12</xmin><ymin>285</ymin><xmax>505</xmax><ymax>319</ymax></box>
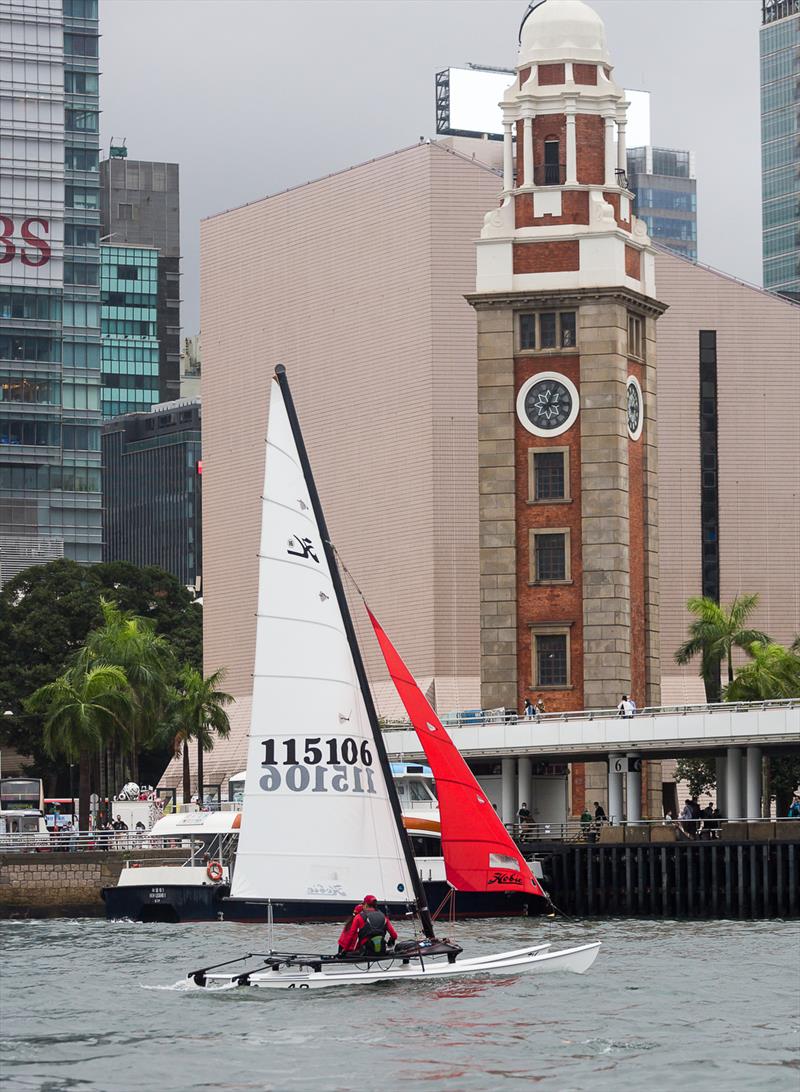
<box><xmin>518</xmin><ymin>0</ymin><xmax>610</xmax><ymax>67</ymax></box>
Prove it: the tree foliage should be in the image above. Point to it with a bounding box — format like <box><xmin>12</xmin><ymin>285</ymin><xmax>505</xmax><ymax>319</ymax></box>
<box><xmin>25</xmin><ymin>664</ymin><xmax>133</xmax><ymax>828</ymax></box>
<box><xmin>0</xmin><ymin>560</ymin><xmax>202</xmax><ymax>788</ymax></box>
<box><xmin>724</xmin><ymin>641</ymin><xmax>800</xmax><ymax>702</ymax></box>
<box><xmin>675</xmin><ymin>594</ymin><xmax>769</xmax><ymax>702</ymax></box>
<box><xmin>168</xmin><ymin>666</ymin><xmax>233</xmax><ymax>803</ymax></box>
<box><xmin>674</xmin><ymin>757</ymin><xmax>717</xmax><ymax>801</ymax></box>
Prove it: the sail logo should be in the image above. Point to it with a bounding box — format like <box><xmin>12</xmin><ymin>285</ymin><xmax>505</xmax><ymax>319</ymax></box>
<box><xmin>488</xmin><ymin>871</ymin><xmax>525</xmax><ymax>887</ymax></box>
<box><xmin>287</xmin><ymin>535</ymin><xmax>319</xmax><ymax>563</ymax></box>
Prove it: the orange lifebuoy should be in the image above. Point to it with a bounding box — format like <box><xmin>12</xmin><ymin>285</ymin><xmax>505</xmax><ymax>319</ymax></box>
<box><xmin>206</xmin><ymin>859</ymin><xmax>224</xmax><ymax>883</ymax></box>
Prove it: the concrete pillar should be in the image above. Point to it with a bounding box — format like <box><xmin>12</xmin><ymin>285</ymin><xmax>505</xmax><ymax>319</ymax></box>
<box><xmin>716</xmin><ymin>755</ymin><xmax>727</xmax><ymax>816</ymax></box>
<box><xmin>523</xmin><ymin>116</ymin><xmax>533</xmax><ymax>187</ymax></box>
<box><xmin>616</xmin><ymin>120</ymin><xmax>627</xmax><ymax>173</ymax></box>
<box><xmin>517</xmin><ymin>756</ymin><xmax>532</xmax><ymax>812</ymax></box>
<box><xmin>565</xmin><ymin>111</ymin><xmax>577</xmax><ymax>184</ymax></box>
<box><xmin>608</xmin><ymin>753</ymin><xmax>624</xmax><ymax>824</ymax></box>
<box><xmin>626</xmin><ymin>753</ymin><xmax>642</xmax><ymax>823</ymax></box>
<box><xmin>746</xmin><ymin>746</ymin><xmax>762</xmax><ymax>819</ymax></box>
<box><xmin>503</xmin><ymin>122</ymin><xmax>514</xmax><ymax>192</ymax></box>
<box><xmin>501</xmin><ymin>758</ymin><xmax>516</xmax><ymax>825</ymax></box>
<box><xmin>726</xmin><ymin>747</ymin><xmax>742</xmax><ymax>819</ymax></box>
<box><xmin>604</xmin><ymin>115</ymin><xmax>616</xmax><ymax>186</ymax></box>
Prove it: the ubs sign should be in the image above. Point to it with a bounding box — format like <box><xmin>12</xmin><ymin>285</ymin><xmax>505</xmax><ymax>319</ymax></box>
<box><xmin>0</xmin><ymin>216</ymin><xmax>52</xmax><ymax>267</ymax></box>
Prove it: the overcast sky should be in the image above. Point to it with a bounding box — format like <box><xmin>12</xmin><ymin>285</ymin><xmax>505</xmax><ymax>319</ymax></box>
<box><xmin>99</xmin><ymin>0</ymin><xmax>763</xmax><ymax>336</ymax></box>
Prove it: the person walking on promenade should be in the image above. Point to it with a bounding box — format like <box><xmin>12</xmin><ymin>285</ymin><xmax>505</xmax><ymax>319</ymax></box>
<box><xmin>593</xmin><ymin>801</ymin><xmax>607</xmax><ymax>825</ymax></box>
<box><xmin>617</xmin><ymin>695</ymin><xmax>635</xmax><ymax>717</ymax></box>
<box><xmin>523</xmin><ymin>698</ymin><xmax>534</xmax><ymax>719</ymax></box>
<box><xmin>535</xmin><ymin>696</ymin><xmax>546</xmax><ymax>716</ymax></box>
<box><xmin>788</xmin><ymin>794</ymin><xmax>800</xmax><ymax>818</ymax></box>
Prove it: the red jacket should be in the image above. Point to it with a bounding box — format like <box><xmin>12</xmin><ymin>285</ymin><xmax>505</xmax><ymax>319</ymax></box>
<box><xmin>338</xmin><ymin>909</ymin><xmax>398</xmax><ymax>952</ymax></box>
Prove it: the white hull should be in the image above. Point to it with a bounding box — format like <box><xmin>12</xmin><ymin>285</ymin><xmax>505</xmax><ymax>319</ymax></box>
<box><xmin>202</xmin><ymin>941</ymin><xmax>600</xmax><ymax>991</ymax></box>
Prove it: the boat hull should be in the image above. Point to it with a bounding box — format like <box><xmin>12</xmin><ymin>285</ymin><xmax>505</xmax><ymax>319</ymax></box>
<box><xmin>102</xmin><ymin>881</ymin><xmax>547</xmax><ymax>923</ymax></box>
<box><xmin>197</xmin><ymin>942</ymin><xmax>601</xmax><ymax>990</ymax></box>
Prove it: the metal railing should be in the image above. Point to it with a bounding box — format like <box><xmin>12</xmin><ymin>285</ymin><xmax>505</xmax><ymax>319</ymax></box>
<box><xmin>505</xmin><ymin>816</ymin><xmax>800</xmax><ymax>844</ymax></box>
<box><xmin>380</xmin><ymin>697</ymin><xmax>799</xmax><ymax>731</ymax></box>
<box><xmin>0</xmin><ymin>831</ymin><xmax>215</xmax><ymax>854</ymax></box>
<box><xmin>533</xmin><ymin>162</ymin><xmax>565</xmax><ymax>186</ymax></box>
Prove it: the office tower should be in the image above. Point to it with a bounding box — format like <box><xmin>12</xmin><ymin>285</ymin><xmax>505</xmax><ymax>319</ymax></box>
<box><xmin>99</xmin><ymin>243</ymin><xmax>160</xmax><ymax>417</ymax></box>
<box><xmin>626</xmin><ymin>147</ymin><xmax>697</xmax><ymax>262</ymax></box>
<box><xmin>101</xmin><ymin>398</ymin><xmax>202</xmax><ymax>587</ymax></box>
<box><xmin>760</xmin><ymin>0</ymin><xmax>800</xmax><ymax>300</ymax></box>
<box><xmin>99</xmin><ymin>155</ymin><xmax>180</xmax><ymax>401</ymax></box>
<box><xmin>0</xmin><ymin>0</ymin><xmax>102</xmax><ymax>587</ymax></box>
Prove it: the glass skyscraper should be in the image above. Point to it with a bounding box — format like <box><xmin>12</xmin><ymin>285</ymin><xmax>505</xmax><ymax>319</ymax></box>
<box><xmin>760</xmin><ymin>0</ymin><xmax>800</xmax><ymax>300</ymax></box>
<box><xmin>100</xmin><ymin>244</ymin><xmax>160</xmax><ymax>418</ymax></box>
<box><xmin>627</xmin><ymin>147</ymin><xmax>698</xmax><ymax>262</ymax></box>
<box><xmin>0</xmin><ymin>0</ymin><xmax>102</xmax><ymax>586</ymax></box>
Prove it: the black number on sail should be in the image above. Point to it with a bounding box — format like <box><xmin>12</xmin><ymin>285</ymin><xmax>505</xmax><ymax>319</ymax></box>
<box><xmin>261</xmin><ymin>739</ymin><xmax>276</xmax><ymax>766</ymax></box>
<box><xmin>283</xmin><ymin>739</ymin><xmax>298</xmax><ymax>765</ymax></box>
<box><xmin>360</xmin><ymin>740</ymin><xmax>373</xmax><ymax>766</ymax></box>
<box><xmin>341</xmin><ymin>738</ymin><xmax>357</xmax><ymax>765</ymax></box>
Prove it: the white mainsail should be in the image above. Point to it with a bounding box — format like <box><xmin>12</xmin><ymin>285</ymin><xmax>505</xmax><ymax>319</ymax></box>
<box><xmin>230</xmin><ymin>378</ymin><xmax>414</xmax><ymax>905</ymax></box>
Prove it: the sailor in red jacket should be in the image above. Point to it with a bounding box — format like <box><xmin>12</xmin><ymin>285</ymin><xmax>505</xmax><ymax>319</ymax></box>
<box><xmin>337</xmin><ymin>895</ymin><xmax>398</xmax><ymax>955</ymax></box>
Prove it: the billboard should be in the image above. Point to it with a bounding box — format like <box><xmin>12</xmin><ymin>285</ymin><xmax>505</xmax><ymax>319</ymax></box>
<box><xmin>436</xmin><ymin>67</ymin><xmax>515</xmax><ymax>140</ymax></box>
<box><xmin>436</xmin><ymin>67</ymin><xmax>652</xmax><ymax>153</ymax></box>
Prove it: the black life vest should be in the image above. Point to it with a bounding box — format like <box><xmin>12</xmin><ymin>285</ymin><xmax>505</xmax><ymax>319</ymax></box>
<box><xmin>358</xmin><ymin>908</ymin><xmax>387</xmax><ymax>941</ymax></box>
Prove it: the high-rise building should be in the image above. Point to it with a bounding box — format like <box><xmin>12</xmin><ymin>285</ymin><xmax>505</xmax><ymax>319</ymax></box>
<box><xmin>101</xmin><ymin>397</ymin><xmax>202</xmax><ymax>587</ymax></box>
<box><xmin>99</xmin><ymin>156</ymin><xmax>180</xmax><ymax>401</ymax></box>
<box><xmin>0</xmin><ymin>0</ymin><xmax>102</xmax><ymax>587</ymax></box>
<box><xmin>179</xmin><ymin>333</ymin><xmax>201</xmax><ymax>400</ymax></box>
<box><xmin>626</xmin><ymin>146</ymin><xmax>697</xmax><ymax>262</ymax></box>
<box><xmin>100</xmin><ymin>242</ymin><xmax>160</xmax><ymax>417</ymax></box>
<box><xmin>760</xmin><ymin>0</ymin><xmax>800</xmax><ymax>301</ymax></box>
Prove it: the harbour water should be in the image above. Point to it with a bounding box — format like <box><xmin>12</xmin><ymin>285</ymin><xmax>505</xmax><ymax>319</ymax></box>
<box><xmin>1</xmin><ymin>917</ymin><xmax>797</xmax><ymax>1092</ymax></box>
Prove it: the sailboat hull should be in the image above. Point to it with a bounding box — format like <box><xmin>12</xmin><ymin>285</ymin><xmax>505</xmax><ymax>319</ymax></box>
<box><xmin>196</xmin><ymin>942</ymin><xmax>601</xmax><ymax>990</ymax></box>
<box><xmin>103</xmin><ymin>880</ymin><xmax>547</xmax><ymax>923</ymax></box>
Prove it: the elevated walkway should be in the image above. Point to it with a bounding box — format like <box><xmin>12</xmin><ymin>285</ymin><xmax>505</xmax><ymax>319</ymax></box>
<box><xmin>382</xmin><ymin>699</ymin><xmax>800</xmax><ymax>763</ymax></box>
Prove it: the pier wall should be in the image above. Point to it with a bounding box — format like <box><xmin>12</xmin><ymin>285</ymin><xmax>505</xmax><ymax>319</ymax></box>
<box><xmin>538</xmin><ymin>837</ymin><xmax>799</xmax><ymax>919</ymax></box>
<box><xmin>0</xmin><ymin>851</ymin><xmax>187</xmax><ymax>918</ymax></box>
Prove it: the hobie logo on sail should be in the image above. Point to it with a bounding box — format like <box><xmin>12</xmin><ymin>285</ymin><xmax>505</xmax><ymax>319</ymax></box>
<box><xmin>287</xmin><ymin>535</ymin><xmax>320</xmax><ymax>562</ymax></box>
<box><xmin>488</xmin><ymin>872</ymin><xmax>525</xmax><ymax>887</ymax></box>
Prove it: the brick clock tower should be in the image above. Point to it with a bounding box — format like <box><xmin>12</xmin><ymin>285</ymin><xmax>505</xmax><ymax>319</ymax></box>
<box><xmin>468</xmin><ymin>0</ymin><xmax>667</xmax><ymax>815</ymax></box>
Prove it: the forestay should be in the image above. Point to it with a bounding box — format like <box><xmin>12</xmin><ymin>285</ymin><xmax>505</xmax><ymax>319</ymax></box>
<box><xmin>230</xmin><ymin>380</ymin><xmax>413</xmax><ymax>905</ymax></box>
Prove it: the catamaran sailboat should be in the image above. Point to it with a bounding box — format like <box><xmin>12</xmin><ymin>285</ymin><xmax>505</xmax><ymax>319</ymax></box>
<box><xmin>187</xmin><ymin>366</ymin><xmax>599</xmax><ymax>988</ymax></box>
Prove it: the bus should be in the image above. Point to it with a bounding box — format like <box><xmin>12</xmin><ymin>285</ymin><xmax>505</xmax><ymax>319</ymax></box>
<box><xmin>0</xmin><ymin>777</ymin><xmax>44</xmax><ymax>813</ymax></box>
<box><xmin>44</xmin><ymin>798</ymin><xmax>77</xmax><ymax>829</ymax></box>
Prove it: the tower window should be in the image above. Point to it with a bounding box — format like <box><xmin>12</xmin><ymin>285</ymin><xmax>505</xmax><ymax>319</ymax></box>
<box><xmin>530</xmin><ymin>449</ymin><xmax>569</xmax><ymax>502</ymax></box>
<box><xmin>530</xmin><ymin>529</ymin><xmax>570</xmax><ymax>583</ymax></box>
<box><xmin>518</xmin><ymin>311</ymin><xmax>577</xmax><ymax>352</ymax></box>
<box><xmin>530</xmin><ymin>629</ymin><xmax>570</xmax><ymax>688</ymax></box>
<box><xmin>628</xmin><ymin>314</ymin><xmax>644</xmax><ymax>359</ymax></box>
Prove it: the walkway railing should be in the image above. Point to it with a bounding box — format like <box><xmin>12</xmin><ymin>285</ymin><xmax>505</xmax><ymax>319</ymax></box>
<box><xmin>0</xmin><ymin>831</ymin><xmax>217</xmax><ymax>854</ymax></box>
<box><xmin>380</xmin><ymin>697</ymin><xmax>799</xmax><ymax>731</ymax></box>
<box><xmin>505</xmin><ymin>817</ymin><xmax>800</xmax><ymax>844</ymax></box>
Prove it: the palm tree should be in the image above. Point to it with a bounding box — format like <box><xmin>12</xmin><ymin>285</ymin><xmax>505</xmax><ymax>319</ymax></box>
<box><xmin>674</xmin><ymin>593</ymin><xmax>770</xmax><ymax>702</ymax></box>
<box><xmin>26</xmin><ymin>665</ymin><xmax>133</xmax><ymax>830</ymax></box>
<box><xmin>76</xmin><ymin>598</ymin><xmax>175</xmax><ymax>785</ymax></box>
<box><xmin>170</xmin><ymin>666</ymin><xmax>233</xmax><ymax>804</ymax></box>
<box><xmin>724</xmin><ymin>641</ymin><xmax>800</xmax><ymax>702</ymax></box>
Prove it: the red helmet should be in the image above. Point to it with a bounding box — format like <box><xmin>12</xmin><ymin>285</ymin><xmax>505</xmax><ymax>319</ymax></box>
<box><xmin>363</xmin><ymin>894</ymin><xmax>377</xmax><ymax>906</ymax></box>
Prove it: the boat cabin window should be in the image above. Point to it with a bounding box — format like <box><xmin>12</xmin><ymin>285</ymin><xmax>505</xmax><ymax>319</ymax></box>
<box><xmin>408</xmin><ymin>780</ymin><xmax>434</xmax><ymax>803</ymax></box>
<box><xmin>411</xmin><ymin>835</ymin><xmax>442</xmax><ymax>857</ymax></box>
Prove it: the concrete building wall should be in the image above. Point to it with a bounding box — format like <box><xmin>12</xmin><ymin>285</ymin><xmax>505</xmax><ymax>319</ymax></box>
<box><xmin>655</xmin><ymin>250</ymin><xmax>800</xmax><ymax>695</ymax></box>
<box><xmin>199</xmin><ymin>142</ymin><xmax>501</xmax><ymax>705</ymax></box>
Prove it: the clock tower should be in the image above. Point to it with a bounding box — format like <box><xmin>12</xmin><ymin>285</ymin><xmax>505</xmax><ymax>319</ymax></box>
<box><xmin>468</xmin><ymin>1</ymin><xmax>667</xmax><ymax>738</ymax></box>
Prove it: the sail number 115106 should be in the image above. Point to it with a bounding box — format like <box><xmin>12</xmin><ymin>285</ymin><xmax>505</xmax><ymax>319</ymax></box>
<box><xmin>259</xmin><ymin>736</ymin><xmax>377</xmax><ymax>796</ymax></box>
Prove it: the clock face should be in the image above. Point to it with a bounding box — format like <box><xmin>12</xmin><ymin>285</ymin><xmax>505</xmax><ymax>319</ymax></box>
<box><xmin>627</xmin><ymin>376</ymin><xmax>643</xmax><ymax>440</ymax></box>
<box><xmin>516</xmin><ymin>372</ymin><xmax>580</xmax><ymax>437</ymax></box>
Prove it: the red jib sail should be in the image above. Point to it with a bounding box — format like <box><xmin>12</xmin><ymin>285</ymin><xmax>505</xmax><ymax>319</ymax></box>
<box><xmin>368</xmin><ymin>608</ymin><xmax>544</xmax><ymax>898</ymax></box>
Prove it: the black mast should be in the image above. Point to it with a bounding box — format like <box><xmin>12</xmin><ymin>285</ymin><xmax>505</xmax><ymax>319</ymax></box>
<box><xmin>274</xmin><ymin>364</ymin><xmax>435</xmax><ymax>940</ymax></box>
